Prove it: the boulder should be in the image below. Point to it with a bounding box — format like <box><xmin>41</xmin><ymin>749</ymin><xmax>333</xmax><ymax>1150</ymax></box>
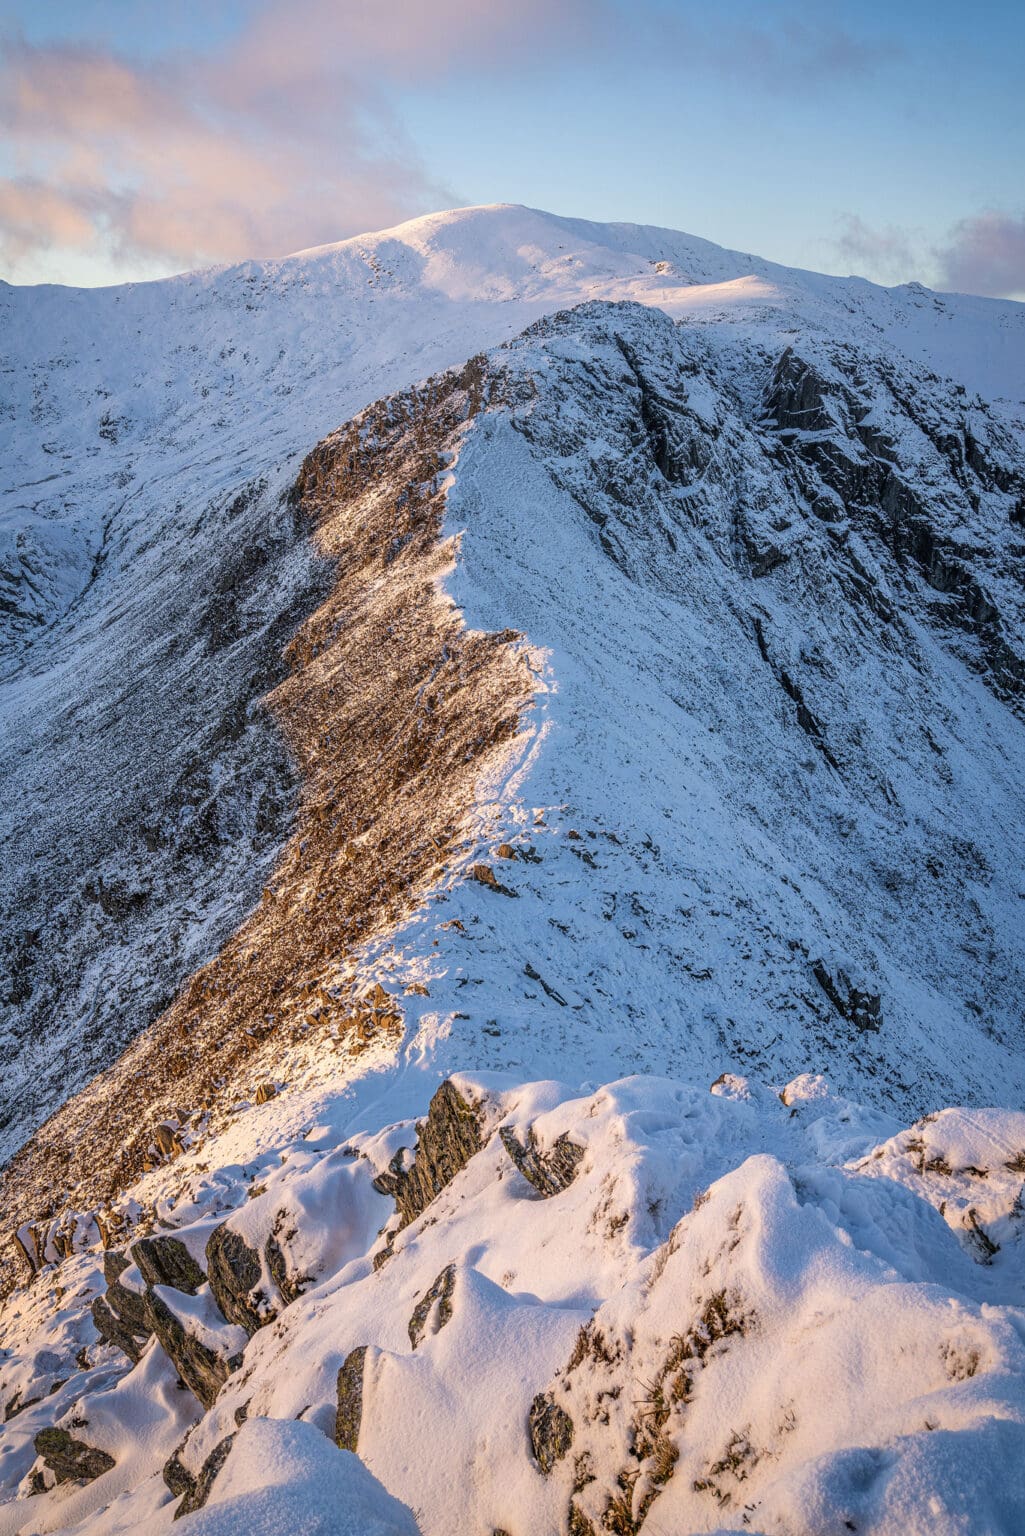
<box><xmin>163</xmin><ymin>1433</ymin><xmax>236</xmax><ymax>1520</ymax></box>
<box><xmin>335</xmin><ymin>1345</ymin><xmax>369</xmax><ymax>1452</ymax></box>
<box><xmin>408</xmin><ymin>1264</ymin><xmax>456</xmax><ymax>1349</ymax></box>
<box><xmin>528</xmin><ymin>1392</ymin><xmax>574</xmax><ymax>1475</ymax></box>
<box><xmin>91</xmin><ymin>1295</ymin><xmax>147</xmax><ymax>1363</ymax></box>
<box><xmin>93</xmin><ymin>1250</ymin><xmax>152</xmax><ymax>1360</ymax></box>
<box><xmin>33</xmin><ymin>1426</ymin><xmax>115</xmax><ymax>1486</ymax></box>
<box><xmin>132</xmin><ymin>1233</ymin><xmax>205</xmax><ymax>1294</ymax></box>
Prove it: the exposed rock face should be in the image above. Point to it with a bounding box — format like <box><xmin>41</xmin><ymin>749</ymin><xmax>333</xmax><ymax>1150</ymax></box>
<box><xmin>33</xmin><ymin>1426</ymin><xmax>115</xmax><ymax>1486</ymax></box>
<box><xmin>408</xmin><ymin>1264</ymin><xmax>456</xmax><ymax>1349</ymax></box>
<box><xmin>90</xmin><ymin>1251</ymin><xmax>152</xmax><ymax>1361</ymax></box>
<box><xmin>131</xmin><ymin>1234</ymin><xmax>205</xmax><ymax>1294</ymax></box>
<box><xmin>373</xmin><ymin>1080</ymin><xmax>490</xmax><ymax>1228</ymax></box>
<box><xmin>0</xmin><ymin>476</ymin><xmax>321</xmax><ymax>1172</ymax></box>
<box><xmin>205</xmin><ymin>1224</ymin><xmax>268</xmax><ymax>1335</ymax></box>
<box><xmin>499</xmin><ymin>1126</ymin><xmax>585</xmax><ymax>1197</ymax></box>
<box><xmin>335</xmin><ymin>1344</ymin><xmax>369</xmax><ymax>1453</ymax></box>
<box><xmin>163</xmin><ymin>1433</ymin><xmax>235</xmax><ymax>1519</ymax></box>
<box><xmin>0</xmin><ymin>357</ymin><xmax>530</xmax><ymax>1297</ymax></box>
<box><xmin>811</xmin><ymin>960</ymin><xmax>882</xmax><ymax>1033</ymax></box>
<box><xmin>144</xmin><ymin>1288</ymin><xmax>245</xmax><ymax>1408</ymax></box>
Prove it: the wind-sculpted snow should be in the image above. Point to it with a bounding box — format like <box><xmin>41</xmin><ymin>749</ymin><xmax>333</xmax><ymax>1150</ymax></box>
<box><xmin>0</xmin><ymin>1070</ymin><xmax>1023</xmax><ymax>1534</ymax></box>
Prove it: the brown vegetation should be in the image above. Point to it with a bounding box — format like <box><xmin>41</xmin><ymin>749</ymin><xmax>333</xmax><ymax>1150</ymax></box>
<box><xmin>0</xmin><ymin>355</ymin><xmax>532</xmax><ymax>1293</ymax></box>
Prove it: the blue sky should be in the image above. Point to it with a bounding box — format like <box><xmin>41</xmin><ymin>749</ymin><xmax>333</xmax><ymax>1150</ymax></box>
<box><xmin>1</xmin><ymin>0</ymin><xmax>1022</xmax><ymax>295</ymax></box>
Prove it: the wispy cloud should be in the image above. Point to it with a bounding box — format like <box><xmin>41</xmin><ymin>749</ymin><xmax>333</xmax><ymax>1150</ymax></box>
<box><xmin>0</xmin><ymin>1</ymin><xmax>592</xmax><ymax>277</ymax></box>
<box><xmin>934</xmin><ymin>211</ymin><xmax>1025</xmax><ymax>300</ymax></box>
<box><xmin>830</xmin><ymin>209</ymin><xmax>1025</xmax><ymax>300</ymax></box>
<box><xmin>831</xmin><ymin>214</ymin><xmax>923</xmax><ymax>286</ymax></box>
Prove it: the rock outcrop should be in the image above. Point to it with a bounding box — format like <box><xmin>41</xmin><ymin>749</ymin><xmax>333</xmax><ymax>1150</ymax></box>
<box><xmin>373</xmin><ymin>1080</ymin><xmax>492</xmax><ymax>1228</ymax></box>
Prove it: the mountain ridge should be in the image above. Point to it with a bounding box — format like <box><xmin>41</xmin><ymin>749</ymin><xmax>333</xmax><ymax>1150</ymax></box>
<box><xmin>1</xmin><ymin>206</ymin><xmax>1024</xmax><ymax>1534</ymax></box>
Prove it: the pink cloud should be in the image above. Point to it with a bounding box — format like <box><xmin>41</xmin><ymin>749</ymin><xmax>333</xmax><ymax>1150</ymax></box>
<box><xmin>0</xmin><ymin>0</ymin><xmax>609</xmax><ymax>275</ymax></box>
<box><xmin>935</xmin><ymin>211</ymin><xmax>1025</xmax><ymax>300</ymax></box>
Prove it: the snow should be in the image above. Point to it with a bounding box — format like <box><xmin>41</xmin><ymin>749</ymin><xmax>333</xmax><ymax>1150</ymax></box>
<box><xmin>2</xmin><ymin>204</ymin><xmax>1025</xmax><ymax>1533</ymax></box>
<box><xmin>7</xmin><ymin>1074</ymin><xmax>1019</xmax><ymax>1533</ymax></box>
<box><xmin>176</xmin><ymin>1420</ymin><xmax>421</xmax><ymax>1536</ymax></box>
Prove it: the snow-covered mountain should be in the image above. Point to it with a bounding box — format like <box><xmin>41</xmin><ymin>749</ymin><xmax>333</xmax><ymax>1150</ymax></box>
<box><xmin>1</xmin><ymin>205</ymin><xmax>1024</xmax><ymax>1535</ymax></box>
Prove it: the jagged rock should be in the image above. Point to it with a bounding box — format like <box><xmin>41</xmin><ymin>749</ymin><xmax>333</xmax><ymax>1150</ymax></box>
<box><xmin>265</xmin><ymin>1218</ymin><xmax>304</xmax><ymax>1307</ymax></box>
<box><xmin>528</xmin><ymin>1391</ymin><xmax>574</xmax><ymax>1474</ymax></box>
<box><xmin>13</xmin><ymin>1220</ymin><xmax>50</xmax><ymax>1278</ymax></box>
<box><xmin>152</xmin><ymin>1120</ymin><xmax>185</xmax><ymax>1160</ymax></box>
<box><xmin>495</xmin><ymin>843</ymin><xmax>518</xmax><ymax>859</ymax></box>
<box><xmin>408</xmin><ymin>1263</ymin><xmax>456</xmax><ymax>1348</ymax></box>
<box><xmin>34</xmin><ymin>1426</ymin><xmax>115</xmax><ymax>1485</ymax></box>
<box><xmin>144</xmin><ymin>1288</ymin><xmax>245</xmax><ymax>1409</ymax></box>
<box><xmin>335</xmin><ymin>1344</ymin><xmax>369</xmax><ymax>1452</ymax></box>
<box><xmin>499</xmin><ymin>1126</ymin><xmax>585</xmax><ymax>1197</ymax></box>
<box><xmin>254</xmin><ymin>1082</ymin><xmax>277</xmax><ymax>1104</ymax></box>
<box><xmin>163</xmin><ymin>1446</ymin><xmax>194</xmax><ymax>1501</ymax></box>
<box><xmin>132</xmin><ymin>1234</ymin><xmax>205</xmax><ymax>1294</ymax></box>
<box><xmin>206</xmin><ymin>1222</ymin><xmax>269</xmax><ymax>1333</ymax></box>
<box><xmin>164</xmin><ymin>1433</ymin><xmax>236</xmax><ymax>1519</ymax></box>
<box><xmin>812</xmin><ymin>960</ymin><xmax>882</xmax><ymax>1032</ymax></box>
<box><xmin>91</xmin><ymin>1295</ymin><xmax>147</xmax><ymax>1363</ymax></box>
<box><xmin>93</xmin><ymin>1251</ymin><xmax>152</xmax><ymax>1360</ymax></box>
<box><xmin>373</xmin><ymin>1078</ymin><xmax>488</xmax><ymax>1228</ymax></box>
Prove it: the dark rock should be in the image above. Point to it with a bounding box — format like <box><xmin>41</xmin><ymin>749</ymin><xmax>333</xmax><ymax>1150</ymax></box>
<box><xmin>4</xmin><ymin>1390</ymin><xmax>40</xmax><ymax>1422</ymax></box>
<box><xmin>335</xmin><ymin>1344</ymin><xmax>369</xmax><ymax>1452</ymax></box>
<box><xmin>206</xmin><ymin>1222</ymin><xmax>269</xmax><ymax>1333</ymax></box>
<box><xmin>168</xmin><ymin>1434</ymin><xmax>236</xmax><ymax>1520</ymax></box>
<box><xmin>811</xmin><ymin>960</ymin><xmax>882</xmax><ymax>1032</ymax></box>
<box><xmin>470</xmin><ymin>862</ymin><xmax>517</xmax><ymax>896</ymax></box>
<box><xmin>499</xmin><ymin>1126</ymin><xmax>585</xmax><ymax>1197</ymax></box>
<box><xmin>91</xmin><ymin>1294</ymin><xmax>147</xmax><ymax>1363</ymax></box>
<box><xmin>94</xmin><ymin>1253</ymin><xmax>152</xmax><ymax>1360</ymax></box>
<box><xmin>162</xmin><ymin>1446</ymin><xmax>195</xmax><ymax>1501</ymax></box>
<box><xmin>372</xmin><ymin>1078</ymin><xmax>487</xmax><ymax>1228</ymax></box>
<box><xmin>34</xmin><ymin>1426</ymin><xmax>115</xmax><ymax>1485</ymax></box>
<box><xmin>408</xmin><ymin>1263</ymin><xmax>456</xmax><ymax>1349</ymax></box>
<box><xmin>529</xmin><ymin>1392</ymin><xmax>574</xmax><ymax>1474</ymax></box>
<box><xmin>102</xmin><ymin>1249</ymin><xmax>131</xmax><ymax>1287</ymax></box>
<box><xmin>144</xmin><ymin>1288</ymin><xmax>244</xmax><ymax>1409</ymax></box>
<box><xmin>152</xmin><ymin>1121</ymin><xmax>185</xmax><ymax>1160</ymax></box>
<box><xmin>265</xmin><ymin>1219</ymin><xmax>304</xmax><ymax>1307</ymax></box>
<box><xmin>132</xmin><ymin>1234</ymin><xmax>205</xmax><ymax>1294</ymax></box>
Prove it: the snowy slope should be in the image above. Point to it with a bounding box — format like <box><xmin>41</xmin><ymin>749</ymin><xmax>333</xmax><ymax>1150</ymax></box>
<box><xmin>3</xmin><ymin>204</ymin><xmax>1024</xmax><ymax>1157</ymax></box>
<box><xmin>1</xmin><ymin>206</ymin><xmax>1025</xmax><ymax>1534</ymax></box>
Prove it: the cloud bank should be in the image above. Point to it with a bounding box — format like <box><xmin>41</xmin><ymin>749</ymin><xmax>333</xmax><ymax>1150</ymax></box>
<box><xmin>0</xmin><ymin>0</ymin><xmax>590</xmax><ymax>276</ymax></box>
